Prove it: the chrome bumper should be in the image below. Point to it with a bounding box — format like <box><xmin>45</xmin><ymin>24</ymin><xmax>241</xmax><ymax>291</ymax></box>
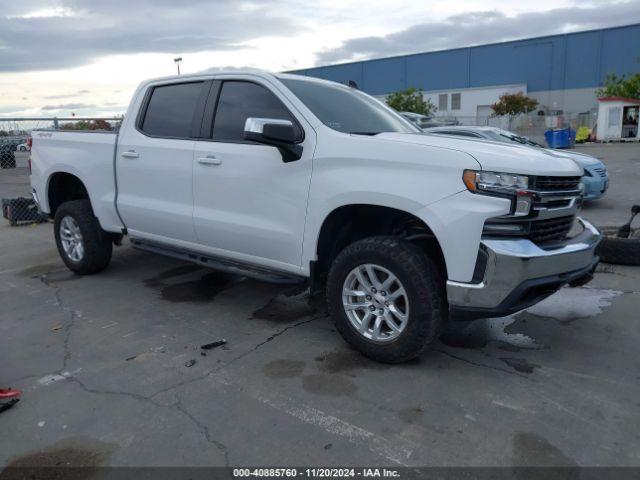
<box><xmin>447</xmin><ymin>218</ymin><xmax>601</xmax><ymax>318</ymax></box>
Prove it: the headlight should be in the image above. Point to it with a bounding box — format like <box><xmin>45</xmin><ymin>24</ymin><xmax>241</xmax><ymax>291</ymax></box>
<box><xmin>463</xmin><ymin>170</ymin><xmax>529</xmax><ymax>193</ymax></box>
<box><xmin>583</xmin><ymin>169</ymin><xmax>593</xmax><ymax>177</ymax></box>
<box><xmin>463</xmin><ymin>170</ymin><xmax>532</xmax><ymax>217</ymax></box>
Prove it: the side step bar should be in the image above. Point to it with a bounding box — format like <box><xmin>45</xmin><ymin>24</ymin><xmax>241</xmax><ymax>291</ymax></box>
<box><xmin>130</xmin><ymin>238</ymin><xmax>306</xmax><ymax>285</ymax></box>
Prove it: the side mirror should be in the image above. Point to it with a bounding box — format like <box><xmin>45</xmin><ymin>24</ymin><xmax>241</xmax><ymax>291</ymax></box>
<box><xmin>243</xmin><ymin>118</ymin><xmax>303</xmax><ymax>162</ymax></box>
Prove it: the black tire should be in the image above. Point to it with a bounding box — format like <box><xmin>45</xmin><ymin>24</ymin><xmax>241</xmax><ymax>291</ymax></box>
<box><xmin>596</xmin><ymin>227</ymin><xmax>640</xmax><ymax>266</ymax></box>
<box><xmin>326</xmin><ymin>236</ymin><xmax>446</xmax><ymax>363</ymax></box>
<box><xmin>54</xmin><ymin>199</ymin><xmax>113</xmax><ymax>274</ymax></box>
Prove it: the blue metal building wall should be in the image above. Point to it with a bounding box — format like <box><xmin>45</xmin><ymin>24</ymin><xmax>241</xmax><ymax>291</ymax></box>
<box><xmin>291</xmin><ymin>24</ymin><xmax>640</xmax><ymax>95</ymax></box>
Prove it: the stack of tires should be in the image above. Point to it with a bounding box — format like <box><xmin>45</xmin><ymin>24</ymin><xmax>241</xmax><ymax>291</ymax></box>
<box><xmin>597</xmin><ymin>227</ymin><xmax>640</xmax><ymax>266</ymax></box>
<box><xmin>597</xmin><ymin>206</ymin><xmax>640</xmax><ymax>266</ymax></box>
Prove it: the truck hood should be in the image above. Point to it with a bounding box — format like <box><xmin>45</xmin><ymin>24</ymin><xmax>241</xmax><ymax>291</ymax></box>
<box><xmin>376</xmin><ymin>132</ymin><xmax>583</xmax><ymax>176</ymax></box>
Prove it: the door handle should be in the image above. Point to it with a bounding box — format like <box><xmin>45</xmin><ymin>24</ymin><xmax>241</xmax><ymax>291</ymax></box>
<box><xmin>198</xmin><ymin>156</ymin><xmax>222</xmax><ymax>166</ymax></box>
<box><xmin>121</xmin><ymin>150</ymin><xmax>139</xmax><ymax>159</ymax></box>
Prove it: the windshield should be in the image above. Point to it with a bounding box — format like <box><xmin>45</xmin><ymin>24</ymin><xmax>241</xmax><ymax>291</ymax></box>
<box><xmin>280</xmin><ymin>77</ymin><xmax>419</xmax><ymax>135</ymax></box>
<box><xmin>482</xmin><ymin>129</ymin><xmax>544</xmax><ymax>147</ymax></box>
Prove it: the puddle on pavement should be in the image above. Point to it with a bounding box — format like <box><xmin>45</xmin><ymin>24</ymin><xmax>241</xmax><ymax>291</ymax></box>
<box><xmin>500</xmin><ymin>357</ymin><xmax>540</xmax><ymax>374</ymax></box>
<box><xmin>18</xmin><ymin>263</ymin><xmax>65</xmax><ymax>278</ymax></box>
<box><xmin>398</xmin><ymin>406</ymin><xmax>424</xmax><ymax>424</ymax></box>
<box><xmin>440</xmin><ymin>287</ymin><xmax>622</xmax><ymax>351</ymax></box>
<box><xmin>512</xmin><ymin>432</ymin><xmax>577</xmax><ymax>467</ymax></box>
<box><xmin>40</xmin><ymin>270</ymin><xmax>82</xmax><ymax>286</ymax></box>
<box><xmin>314</xmin><ymin>350</ymin><xmax>390</xmax><ymax>375</ymax></box>
<box><xmin>252</xmin><ymin>287</ymin><xmax>319</xmax><ymax>322</ymax></box>
<box><xmin>160</xmin><ymin>272</ymin><xmax>237</xmax><ymax>303</ymax></box>
<box><xmin>3</xmin><ymin>437</ymin><xmax>117</xmax><ymax>476</ymax></box>
<box><xmin>263</xmin><ymin>359</ymin><xmax>306</xmax><ymax>379</ymax></box>
<box><xmin>440</xmin><ymin>316</ymin><xmax>543</xmax><ymax>351</ymax></box>
<box><xmin>525</xmin><ymin>287</ymin><xmax>623</xmax><ymax>323</ymax></box>
<box><xmin>143</xmin><ymin>266</ymin><xmax>239</xmax><ymax>303</ymax></box>
<box><xmin>143</xmin><ymin>264</ymin><xmax>203</xmax><ymax>288</ymax></box>
<box><xmin>301</xmin><ymin>373</ymin><xmax>357</xmax><ymax>396</ymax></box>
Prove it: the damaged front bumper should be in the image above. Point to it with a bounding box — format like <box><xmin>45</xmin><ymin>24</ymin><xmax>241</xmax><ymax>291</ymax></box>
<box><xmin>447</xmin><ymin>218</ymin><xmax>601</xmax><ymax>320</ymax></box>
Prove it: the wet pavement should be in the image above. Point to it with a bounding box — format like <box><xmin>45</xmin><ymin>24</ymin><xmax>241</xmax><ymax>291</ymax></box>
<box><xmin>1</xmin><ymin>222</ymin><xmax>639</xmax><ymax>468</ymax></box>
<box><xmin>1</xmin><ymin>145</ymin><xmax>640</xmax><ymax>468</ymax></box>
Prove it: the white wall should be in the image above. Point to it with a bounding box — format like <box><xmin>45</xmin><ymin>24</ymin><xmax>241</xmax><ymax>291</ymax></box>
<box><xmin>376</xmin><ymin>84</ymin><xmax>602</xmax><ymax>120</ymax></box>
<box><xmin>528</xmin><ymin>87</ymin><xmax>598</xmax><ymax>114</ymax></box>
<box><xmin>422</xmin><ymin>84</ymin><xmax>527</xmax><ymax>119</ymax></box>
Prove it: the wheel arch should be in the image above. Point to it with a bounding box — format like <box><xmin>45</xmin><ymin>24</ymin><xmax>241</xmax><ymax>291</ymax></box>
<box><xmin>46</xmin><ymin>171</ymin><xmax>93</xmax><ymax>216</ymax></box>
<box><xmin>311</xmin><ymin>203</ymin><xmax>447</xmax><ymax>292</ymax></box>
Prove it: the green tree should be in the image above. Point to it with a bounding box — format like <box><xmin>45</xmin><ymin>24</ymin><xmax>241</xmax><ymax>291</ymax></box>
<box><xmin>386</xmin><ymin>88</ymin><xmax>436</xmax><ymax>116</ymax></box>
<box><xmin>491</xmin><ymin>92</ymin><xmax>539</xmax><ymax>116</ymax></box>
<box><xmin>60</xmin><ymin>119</ymin><xmax>113</xmax><ymax>131</ymax></box>
<box><xmin>596</xmin><ymin>73</ymin><xmax>640</xmax><ymax>99</ymax></box>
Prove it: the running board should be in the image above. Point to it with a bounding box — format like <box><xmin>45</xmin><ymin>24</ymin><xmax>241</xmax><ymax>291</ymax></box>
<box><xmin>130</xmin><ymin>238</ymin><xmax>306</xmax><ymax>285</ymax></box>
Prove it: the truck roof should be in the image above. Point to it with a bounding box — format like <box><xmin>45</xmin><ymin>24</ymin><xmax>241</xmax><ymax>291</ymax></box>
<box><xmin>139</xmin><ymin>69</ymin><xmax>344</xmax><ymax>88</ymax></box>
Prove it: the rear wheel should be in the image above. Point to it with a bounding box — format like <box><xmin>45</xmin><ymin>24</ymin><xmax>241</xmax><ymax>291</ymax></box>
<box><xmin>54</xmin><ymin>200</ymin><xmax>113</xmax><ymax>274</ymax></box>
<box><xmin>327</xmin><ymin>236</ymin><xmax>446</xmax><ymax>363</ymax></box>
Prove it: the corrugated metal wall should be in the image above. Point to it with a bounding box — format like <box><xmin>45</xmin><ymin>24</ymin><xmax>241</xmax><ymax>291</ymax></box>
<box><xmin>290</xmin><ymin>24</ymin><xmax>640</xmax><ymax>95</ymax></box>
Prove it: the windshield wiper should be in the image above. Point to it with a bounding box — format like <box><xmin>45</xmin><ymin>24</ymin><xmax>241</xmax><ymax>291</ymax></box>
<box><xmin>500</xmin><ymin>134</ymin><xmax>527</xmax><ymax>144</ymax></box>
<box><xmin>349</xmin><ymin>131</ymin><xmax>381</xmax><ymax>136</ymax></box>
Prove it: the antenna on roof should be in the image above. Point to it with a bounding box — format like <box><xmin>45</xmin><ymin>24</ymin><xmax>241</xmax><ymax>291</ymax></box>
<box><xmin>348</xmin><ymin>80</ymin><xmax>360</xmax><ymax>90</ymax></box>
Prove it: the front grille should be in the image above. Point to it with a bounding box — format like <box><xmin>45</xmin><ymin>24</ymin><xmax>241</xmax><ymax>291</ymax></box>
<box><xmin>534</xmin><ymin>176</ymin><xmax>581</xmax><ymax>191</ymax></box>
<box><xmin>593</xmin><ymin>167</ymin><xmax>607</xmax><ymax>178</ymax></box>
<box><xmin>483</xmin><ymin>175</ymin><xmax>582</xmax><ymax>247</ymax></box>
<box><xmin>484</xmin><ymin>215</ymin><xmax>576</xmax><ymax>246</ymax></box>
<box><xmin>528</xmin><ymin>216</ymin><xmax>574</xmax><ymax>245</ymax></box>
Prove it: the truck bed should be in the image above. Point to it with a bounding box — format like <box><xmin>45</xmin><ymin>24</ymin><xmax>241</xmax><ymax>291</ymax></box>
<box><xmin>30</xmin><ymin>130</ymin><xmax>123</xmax><ymax>232</ymax></box>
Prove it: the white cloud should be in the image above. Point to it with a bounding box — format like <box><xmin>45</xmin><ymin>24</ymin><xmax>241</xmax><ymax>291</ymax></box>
<box><xmin>316</xmin><ymin>1</ymin><xmax>640</xmax><ymax>64</ymax></box>
<box><xmin>0</xmin><ymin>0</ymin><xmax>636</xmax><ymax>117</ymax></box>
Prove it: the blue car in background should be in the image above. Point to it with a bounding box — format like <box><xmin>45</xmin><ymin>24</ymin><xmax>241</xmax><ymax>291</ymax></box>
<box><xmin>561</xmin><ymin>150</ymin><xmax>609</xmax><ymax>200</ymax></box>
<box><xmin>423</xmin><ymin>126</ymin><xmax>609</xmax><ymax>201</ymax></box>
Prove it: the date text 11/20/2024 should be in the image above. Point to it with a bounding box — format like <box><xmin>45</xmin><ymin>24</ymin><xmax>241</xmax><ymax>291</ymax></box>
<box><xmin>233</xmin><ymin>468</ymin><xmax>400</xmax><ymax>478</ymax></box>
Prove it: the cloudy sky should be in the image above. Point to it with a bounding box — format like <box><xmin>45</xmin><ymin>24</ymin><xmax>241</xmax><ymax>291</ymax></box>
<box><xmin>0</xmin><ymin>0</ymin><xmax>638</xmax><ymax>117</ymax></box>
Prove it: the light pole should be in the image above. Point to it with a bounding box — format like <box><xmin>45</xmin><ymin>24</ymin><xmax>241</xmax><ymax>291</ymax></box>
<box><xmin>173</xmin><ymin>57</ymin><xmax>182</xmax><ymax>75</ymax></box>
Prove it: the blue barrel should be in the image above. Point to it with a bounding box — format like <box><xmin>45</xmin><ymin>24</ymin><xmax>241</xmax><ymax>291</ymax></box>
<box><xmin>544</xmin><ymin>128</ymin><xmax>573</xmax><ymax>149</ymax></box>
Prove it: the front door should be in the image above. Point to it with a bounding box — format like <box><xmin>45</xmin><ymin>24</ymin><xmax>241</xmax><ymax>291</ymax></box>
<box><xmin>192</xmin><ymin>79</ymin><xmax>314</xmax><ymax>271</ymax></box>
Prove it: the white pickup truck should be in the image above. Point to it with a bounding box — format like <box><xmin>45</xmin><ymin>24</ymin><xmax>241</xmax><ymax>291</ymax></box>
<box><xmin>30</xmin><ymin>70</ymin><xmax>601</xmax><ymax>363</ymax></box>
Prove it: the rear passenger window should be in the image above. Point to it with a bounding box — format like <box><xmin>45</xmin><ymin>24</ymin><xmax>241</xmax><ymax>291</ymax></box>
<box><xmin>212</xmin><ymin>81</ymin><xmax>301</xmax><ymax>142</ymax></box>
<box><xmin>141</xmin><ymin>82</ymin><xmax>204</xmax><ymax>138</ymax></box>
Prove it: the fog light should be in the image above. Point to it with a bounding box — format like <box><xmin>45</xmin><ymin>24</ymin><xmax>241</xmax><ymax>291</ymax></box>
<box><xmin>483</xmin><ymin>223</ymin><xmax>525</xmax><ymax>234</ymax></box>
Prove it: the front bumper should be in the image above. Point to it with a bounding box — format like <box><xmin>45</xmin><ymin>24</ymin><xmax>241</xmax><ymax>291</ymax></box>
<box><xmin>447</xmin><ymin>218</ymin><xmax>601</xmax><ymax>320</ymax></box>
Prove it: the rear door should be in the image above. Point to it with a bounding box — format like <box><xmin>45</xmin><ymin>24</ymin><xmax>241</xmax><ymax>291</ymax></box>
<box><xmin>192</xmin><ymin>78</ymin><xmax>315</xmax><ymax>271</ymax></box>
<box><xmin>116</xmin><ymin>80</ymin><xmax>210</xmax><ymax>242</ymax></box>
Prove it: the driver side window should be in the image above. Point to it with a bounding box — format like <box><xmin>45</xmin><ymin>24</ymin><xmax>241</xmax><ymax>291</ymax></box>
<box><xmin>212</xmin><ymin>81</ymin><xmax>302</xmax><ymax>143</ymax></box>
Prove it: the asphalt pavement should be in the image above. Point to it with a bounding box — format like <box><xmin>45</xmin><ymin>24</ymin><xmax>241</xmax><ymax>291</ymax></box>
<box><xmin>0</xmin><ymin>145</ymin><xmax>639</xmax><ymax>469</ymax></box>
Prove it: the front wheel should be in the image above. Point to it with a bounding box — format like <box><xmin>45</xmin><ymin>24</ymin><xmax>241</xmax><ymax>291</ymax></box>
<box><xmin>326</xmin><ymin>236</ymin><xmax>446</xmax><ymax>363</ymax></box>
<box><xmin>54</xmin><ymin>200</ymin><xmax>113</xmax><ymax>275</ymax></box>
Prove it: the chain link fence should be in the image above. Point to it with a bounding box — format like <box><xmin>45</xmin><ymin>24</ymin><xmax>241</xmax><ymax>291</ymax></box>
<box><xmin>434</xmin><ymin>112</ymin><xmax>598</xmax><ymax>145</ymax></box>
<box><xmin>0</xmin><ymin>118</ymin><xmax>121</xmax><ymax>226</ymax></box>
